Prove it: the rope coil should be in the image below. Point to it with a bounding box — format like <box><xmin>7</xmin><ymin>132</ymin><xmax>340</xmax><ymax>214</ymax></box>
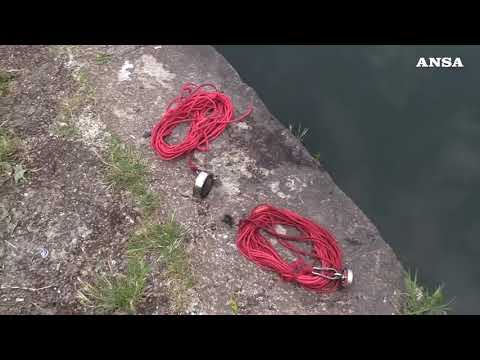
<box><xmin>151</xmin><ymin>83</ymin><xmax>253</xmax><ymax>172</ymax></box>
<box><xmin>236</xmin><ymin>204</ymin><xmax>348</xmax><ymax>292</ymax></box>
<box><xmin>150</xmin><ymin>83</ymin><xmax>351</xmax><ymax>291</ymax></box>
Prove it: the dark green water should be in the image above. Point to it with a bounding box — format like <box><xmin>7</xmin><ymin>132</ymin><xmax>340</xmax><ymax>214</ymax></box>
<box><xmin>216</xmin><ymin>45</ymin><xmax>480</xmax><ymax>314</ymax></box>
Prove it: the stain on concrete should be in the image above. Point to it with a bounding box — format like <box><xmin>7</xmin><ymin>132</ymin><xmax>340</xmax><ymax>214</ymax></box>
<box><xmin>137</xmin><ymin>54</ymin><xmax>176</xmax><ymax>89</ymax></box>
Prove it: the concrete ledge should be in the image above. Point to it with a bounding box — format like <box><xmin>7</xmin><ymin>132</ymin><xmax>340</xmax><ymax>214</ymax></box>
<box><xmin>61</xmin><ymin>45</ymin><xmax>405</xmax><ymax>314</ymax></box>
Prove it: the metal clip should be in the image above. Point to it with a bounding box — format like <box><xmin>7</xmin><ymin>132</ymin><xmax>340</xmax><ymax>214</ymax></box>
<box><xmin>312</xmin><ymin>267</ymin><xmax>344</xmax><ymax>280</ymax></box>
<box><xmin>312</xmin><ymin>267</ymin><xmax>353</xmax><ymax>288</ymax></box>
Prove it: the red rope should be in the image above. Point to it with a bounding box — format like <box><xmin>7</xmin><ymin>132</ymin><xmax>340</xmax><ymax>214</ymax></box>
<box><xmin>151</xmin><ymin>83</ymin><xmax>253</xmax><ymax>172</ymax></box>
<box><xmin>236</xmin><ymin>204</ymin><xmax>345</xmax><ymax>292</ymax></box>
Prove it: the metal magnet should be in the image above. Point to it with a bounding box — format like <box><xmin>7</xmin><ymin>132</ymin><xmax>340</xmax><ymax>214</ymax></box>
<box><xmin>193</xmin><ymin>171</ymin><xmax>214</xmax><ymax>198</ymax></box>
<box><xmin>341</xmin><ymin>268</ymin><xmax>353</xmax><ymax>288</ymax></box>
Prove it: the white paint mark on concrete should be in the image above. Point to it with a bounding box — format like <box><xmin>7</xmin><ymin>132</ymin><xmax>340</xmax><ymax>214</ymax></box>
<box><xmin>78</xmin><ymin>224</ymin><xmax>92</xmax><ymax>239</ymax></box>
<box><xmin>277</xmin><ymin>192</ymin><xmax>289</xmax><ymax>199</ymax></box>
<box><xmin>270</xmin><ymin>181</ymin><xmax>280</xmax><ymax>193</ymax></box>
<box><xmin>258</xmin><ymin>167</ymin><xmax>272</xmax><ymax>177</ymax></box>
<box><xmin>154</xmin><ymin>46</ymin><xmax>163</xmax><ymax>49</ymax></box>
<box><xmin>112</xmin><ymin>107</ymin><xmax>135</xmax><ymax>121</ymax></box>
<box><xmin>236</xmin><ymin>122</ymin><xmax>251</xmax><ymax>130</ymax></box>
<box><xmin>270</xmin><ymin>181</ymin><xmax>290</xmax><ymax>199</ymax></box>
<box><xmin>286</xmin><ymin>175</ymin><xmax>307</xmax><ymax>191</ymax></box>
<box><xmin>66</xmin><ymin>51</ymin><xmax>77</xmax><ymax>69</ymax></box>
<box><xmin>118</xmin><ymin>60</ymin><xmax>134</xmax><ymax>82</ymax></box>
<box><xmin>285</xmin><ymin>177</ymin><xmax>296</xmax><ymax>192</ymax></box>
<box><xmin>138</xmin><ymin>54</ymin><xmax>176</xmax><ymax>89</ymax></box>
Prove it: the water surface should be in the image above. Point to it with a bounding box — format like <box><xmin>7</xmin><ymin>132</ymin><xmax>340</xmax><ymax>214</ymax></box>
<box><xmin>216</xmin><ymin>45</ymin><xmax>480</xmax><ymax>314</ymax></box>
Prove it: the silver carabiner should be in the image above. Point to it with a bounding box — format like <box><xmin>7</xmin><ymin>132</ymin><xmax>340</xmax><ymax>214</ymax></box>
<box><xmin>312</xmin><ymin>267</ymin><xmax>354</xmax><ymax>287</ymax></box>
<box><xmin>311</xmin><ymin>267</ymin><xmax>343</xmax><ymax>280</ymax></box>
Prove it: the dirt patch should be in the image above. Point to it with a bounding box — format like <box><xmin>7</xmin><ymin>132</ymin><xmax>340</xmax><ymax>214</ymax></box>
<box><xmin>0</xmin><ymin>46</ymin><xmax>170</xmax><ymax>314</ymax></box>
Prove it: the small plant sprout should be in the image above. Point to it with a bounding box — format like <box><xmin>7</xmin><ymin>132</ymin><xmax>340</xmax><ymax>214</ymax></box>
<box><xmin>77</xmin><ymin>256</ymin><xmax>150</xmax><ymax>314</ymax></box>
<box><xmin>402</xmin><ymin>271</ymin><xmax>452</xmax><ymax>315</ymax></box>
<box><xmin>288</xmin><ymin>123</ymin><xmax>309</xmax><ymax>143</ymax></box>
<box><xmin>229</xmin><ymin>294</ymin><xmax>239</xmax><ymax>315</ymax></box>
<box><xmin>0</xmin><ymin>128</ymin><xmax>17</xmax><ymax>164</ymax></box>
<box><xmin>105</xmin><ymin>136</ymin><xmax>160</xmax><ymax>216</ymax></box>
<box><xmin>95</xmin><ymin>53</ymin><xmax>113</xmax><ymax>65</ymax></box>
<box><xmin>127</xmin><ymin>216</ymin><xmax>185</xmax><ymax>261</ymax></box>
<box><xmin>13</xmin><ymin>164</ymin><xmax>27</xmax><ymax>184</ymax></box>
<box><xmin>0</xmin><ymin>70</ymin><xmax>14</xmax><ymax>97</ymax></box>
<box><xmin>0</xmin><ymin>128</ymin><xmax>25</xmax><ymax>184</ymax></box>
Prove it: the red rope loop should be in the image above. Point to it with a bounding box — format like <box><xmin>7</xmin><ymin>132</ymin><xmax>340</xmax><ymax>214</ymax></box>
<box><xmin>236</xmin><ymin>204</ymin><xmax>345</xmax><ymax>292</ymax></box>
<box><xmin>151</xmin><ymin>83</ymin><xmax>253</xmax><ymax>172</ymax></box>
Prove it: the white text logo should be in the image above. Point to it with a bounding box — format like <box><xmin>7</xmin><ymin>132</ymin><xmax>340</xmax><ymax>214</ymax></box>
<box><xmin>416</xmin><ymin>57</ymin><xmax>464</xmax><ymax>68</ymax></box>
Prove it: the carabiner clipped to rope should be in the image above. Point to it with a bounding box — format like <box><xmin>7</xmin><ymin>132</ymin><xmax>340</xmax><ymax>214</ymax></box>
<box><xmin>237</xmin><ymin>204</ymin><xmax>351</xmax><ymax>292</ymax></box>
<box><xmin>312</xmin><ymin>267</ymin><xmax>353</xmax><ymax>288</ymax></box>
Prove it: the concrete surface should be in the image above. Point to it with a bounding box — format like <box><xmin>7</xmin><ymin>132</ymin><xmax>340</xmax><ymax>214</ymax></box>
<box><xmin>0</xmin><ymin>45</ymin><xmax>405</xmax><ymax>314</ymax></box>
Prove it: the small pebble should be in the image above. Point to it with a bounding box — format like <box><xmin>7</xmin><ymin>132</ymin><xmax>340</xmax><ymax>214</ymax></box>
<box><xmin>143</xmin><ymin>130</ymin><xmax>151</xmax><ymax>138</ymax></box>
<box><xmin>40</xmin><ymin>248</ymin><xmax>49</xmax><ymax>258</ymax></box>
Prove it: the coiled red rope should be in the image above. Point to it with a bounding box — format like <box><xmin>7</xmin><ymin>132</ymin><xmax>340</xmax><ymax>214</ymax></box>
<box><xmin>236</xmin><ymin>204</ymin><xmax>345</xmax><ymax>292</ymax></box>
<box><xmin>151</xmin><ymin>83</ymin><xmax>253</xmax><ymax>172</ymax></box>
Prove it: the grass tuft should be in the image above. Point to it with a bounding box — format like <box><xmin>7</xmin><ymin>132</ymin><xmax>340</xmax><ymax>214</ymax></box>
<box><xmin>0</xmin><ymin>128</ymin><xmax>24</xmax><ymax>181</ymax></box>
<box><xmin>106</xmin><ymin>136</ymin><xmax>160</xmax><ymax>216</ymax></box>
<box><xmin>127</xmin><ymin>216</ymin><xmax>194</xmax><ymax>313</ymax></box>
<box><xmin>73</xmin><ymin>68</ymin><xmax>96</xmax><ymax>100</ymax></box>
<box><xmin>402</xmin><ymin>271</ymin><xmax>452</xmax><ymax>315</ymax></box>
<box><xmin>0</xmin><ymin>70</ymin><xmax>14</xmax><ymax>97</ymax></box>
<box><xmin>136</xmin><ymin>189</ymin><xmax>161</xmax><ymax>218</ymax></box>
<box><xmin>54</xmin><ymin>95</ymin><xmax>84</xmax><ymax>139</ymax></box>
<box><xmin>78</xmin><ymin>163</ymin><xmax>192</xmax><ymax>314</ymax></box>
<box><xmin>78</xmin><ymin>256</ymin><xmax>150</xmax><ymax>314</ymax></box>
<box><xmin>95</xmin><ymin>53</ymin><xmax>113</xmax><ymax>65</ymax></box>
<box><xmin>229</xmin><ymin>294</ymin><xmax>239</xmax><ymax>315</ymax></box>
<box><xmin>167</xmin><ymin>250</ymin><xmax>195</xmax><ymax>289</ymax></box>
<box><xmin>78</xmin><ymin>136</ymin><xmax>193</xmax><ymax>314</ymax></box>
<box><xmin>106</xmin><ymin>136</ymin><xmax>148</xmax><ymax>191</ymax></box>
<box><xmin>13</xmin><ymin>164</ymin><xmax>27</xmax><ymax>184</ymax></box>
<box><xmin>164</xmin><ymin>229</ymin><xmax>195</xmax><ymax>312</ymax></box>
<box><xmin>0</xmin><ymin>128</ymin><xmax>18</xmax><ymax>164</ymax></box>
<box><xmin>128</xmin><ymin>217</ymin><xmax>184</xmax><ymax>260</ymax></box>
<box><xmin>289</xmin><ymin>123</ymin><xmax>309</xmax><ymax>143</ymax></box>
<box><xmin>54</xmin><ymin>122</ymin><xmax>79</xmax><ymax>139</ymax></box>
<box><xmin>54</xmin><ymin>67</ymin><xmax>96</xmax><ymax>140</ymax></box>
